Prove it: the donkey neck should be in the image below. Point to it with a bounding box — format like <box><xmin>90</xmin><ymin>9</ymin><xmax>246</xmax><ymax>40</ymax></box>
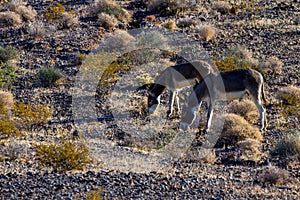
<box><xmin>151</xmin><ymin>84</ymin><xmax>166</xmax><ymax>97</ymax></box>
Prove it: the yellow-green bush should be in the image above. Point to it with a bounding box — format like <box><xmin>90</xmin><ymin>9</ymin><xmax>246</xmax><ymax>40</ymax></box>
<box><xmin>13</xmin><ymin>101</ymin><xmax>52</xmax><ymax>131</ymax></box>
<box><xmin>0</xmin><ymin>118</ymin><xmax>21</xmax><ymax>139</ymax></box>
<box><xmin>278</xmin><ymin>85</ymin><xmax>300</xmax><ymax>118</ymax></box>
<box><xmin>212</xmin><ymin>46</ymin><xmax>259</xmax><ymax>71</ymax></box>
<box><xmin>86</xmin><ymin>187</ymin><xmax>104</xmax><ymax>200</ymax></box>
<box><xmin>36</xmin><ymin>141</ymin><xmax>91</xmax><ymax>171</ymax></box>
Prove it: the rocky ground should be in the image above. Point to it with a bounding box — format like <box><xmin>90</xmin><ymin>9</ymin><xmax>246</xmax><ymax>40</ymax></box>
<box><xmin>0</xmin><ymin>0</ymin><xmax>299</xmax><ymax>199</ymax></box>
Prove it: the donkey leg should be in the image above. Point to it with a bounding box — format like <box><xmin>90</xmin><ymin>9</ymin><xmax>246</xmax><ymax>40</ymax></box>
<box><xmin>206</xmin><ymin>100</ymin><xmax>215</xmax><ymax>132</ymax></box>
<box><xmin>168</xmin><ymin>91</ymin><xmax>176</xmax><ymax>117</ymax></box>
<box><xmin>255</xmin><ymin>100</ymin><xmax>267</xmax><ymax>131</ymax></box>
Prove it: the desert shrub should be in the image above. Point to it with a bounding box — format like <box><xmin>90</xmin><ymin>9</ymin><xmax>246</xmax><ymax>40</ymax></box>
<box><xmin>9</xmin><ymin>4</ymin><xmax>37</xmax><ymax>21</ymax></box>
<box><xmin>0</xmin><ymin>46</ymin><xmax>17</xmax><ymax>63</ymax></box>
<box><xmin>44</xmin><ymin>2</ymin><xmax>78</xmax><ymax>29</ymax></box>
<box><xmin>0</xmin><ymin>89</ymin><xmax>14</xmax><ymax>111</ymax></box>
<box><xmin>185</xmin><ymin>148</ymin><xmax>216</xmax><ymax>164</ymax></box>
<box><xmin>147</xmin><ymin>0</ymin><xmax>197</xmax><ymax>16</ymax></box>
<box><xmin>91</xmin><ymin>0</ymin><xmax>131</xmax><ymax>23</ymax></box>
<box><xmin>237</xmin><ymin>138</ymin><xmax>261</xmax><ymax>161</ymax></box>
<box><xmin>0</xmin><ymin>138</ymin><xmax>25</xmax><ymax>161</ymax></box>
<box><xmin>258</xmin><ymin>166</ymin><xmax>290</xmax><ymax>186</ymax></box>
<box><xmin>0</xmin><ymin>118</ymin><xmax>21</xmax><ymax>139</ymax></box>
<box><xmin>162</xmin><ymin>20</ymin><xmax>178</xmax><ymax>30</ymax></box>
<box><xmin>278</xmin><ymin>85</ymin><xmax>300</xmax><ymax>118</ymax></box>
<box><xmin>135</xmin><ymin>73</ymin><xmax>154</xmax><ymax>85</ymax></box>
<box><xmin>215</xmin><ymin>114</ymin><xmax>263</xmax><ymax>146</ymax></box>
<box><xmin>228</xmin><ymin>99</ymin><xmax>259</xmax><ymax>124</ymax></box>
<box><xmin>193</xmin><ymin>25</ymin><xmax>216</xmax><ymax>41</ymax></box>
<box><xmin>212</xmin><ymin>46</ymin><xmax>259</xmax><ymax>71</ymax></box>
<box><xmin>177</xmin><ymin>17</ymin><xmax>197</xmax><ymax>28</ymax></box>
<box><xmin>44</xmin><ymin>2</ymin><xmax>65</xmax><ymax>21</ymax></box>
<box><xmin>36</xmin><ymin>141</ymin><xmax>91</xmax><ymax>171</ymax></box>
<box><xmin>59</xmin><ymin>12</ymin><xmax>79</xmax><ymax>29</ymax></box>
<box><xmin>260</xmin><ymin>56</ymin><xmax>283</xmax><ymax>75</ymax></box>
<box><xmin>212</xmin><ymin>1</ymin><xmax>231</xmax><ymax>14</ymax></box>
<box><xmin>86</xmin><ymin>187</ymin><xmax>104</xmax><ymax>200</ymax></box>
<box><xmin>28</xmin><ymin>20</ymin><xmax>46</xmax><ymax>38</ymax></box>
<box><xmin>271</xmin><ymin>131</ymin><xmax>300</xmax><ymax>157</ymax></box>
<box><xmin>13</xmin><ymin>101</ymin><xmax>52</xmax><ymax>131</ymax></box>
<box><xmin>38</xmin><ymin>66</ymin><xmax>62</xmax><ymax>87</ymax></box>
<box><xmin>98</xmin><ymin>13</ymin><xmax>118</xmax><ymax>29</ymax></box>
<box><xmin>0</xmin><ymin>11</ymin><xmax>22</xmax><ymax>26</ymax></box>
<box><xmin>0</xmin><ymin>62</ymin><xmax>16</xmax><ymax>88</ymax></box>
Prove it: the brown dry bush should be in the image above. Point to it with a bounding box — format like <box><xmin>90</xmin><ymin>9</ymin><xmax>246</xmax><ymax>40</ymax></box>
<box><xmin>212</xmin><ymin>1</ymin><xmax>231</xmax><ymax>14</ymax></box>
<box><xmin>0</xmin><ymin>89</ymin><xmax>14</xmax><ymax>112</ymax></box>
<box><xmin>185</xmin><ymin>148</ymin><xmax>216</xmax><ymax>164</ymax></box>
<box><xmin>258</xmin><ymin>166</ymin><xmax>290</xmax><ymax>186</ymax></box>
<box><xmin>260</xmin><ymin>56</ymin><xmax>283</xmax><ymax>75</ymax></box>
<box><xmin>228</xmin><ymin>99</ymin><xmax>259</xmax><ymax>124</ymax></box>
<box><xmin>216</xmin><ymin>114</ymin><xmax>263</xmax><ymax>146</ymax></box>
<box><xmin>271</xmin><ymin>131</ymin><xmax>300</xmax><ymax>157</ymax></box>
<box><xmin>10</xmin><ymin>5</ymin><xmax>37</xmax><ymax>21</ymax></box>
<box><xmin>0</xmin><ymin>11</ymin><xmax>22</xmax><ymax>26</ymax></box>
<box><xmin>59</xmin><ymin>12</ymin><xmax>79</xmax><ymax>29</ymax></box>
<box><xmin>98</xmin><ymin>13</ymin><xmax>118</xmax><ymax>30</ymax></box>
<box><xmin>193</xmin><ymin>25</ymin><xmax>216</xmax><ymax>41</ymax></box>
<box><xmin>237</xmin><ymin>138</ymin><xmax>262</xmax><ymax>161</ymax></box>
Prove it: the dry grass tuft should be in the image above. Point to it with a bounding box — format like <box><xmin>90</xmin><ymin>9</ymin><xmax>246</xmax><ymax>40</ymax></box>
<box><xmin>92</xmin><ymin>0</ymin><xmax>131</xmax><ymax>23</ymax></box>
<box><xmin>98</xmin><ymin>13</ymin><xmax>118</xmax><ymax>30</ymax></box>
<box><xmin>10</xmin><ymin>4</ymin><xmax>37</xmax><ymax>21</ymax></box>
<box><xmin>177</xmin><ymin>17</ymin><xmax>198</xmax><ymax>28</ymax></box>
<box><xmin>162</xmin><ymin>20</ymin><xmax>178</xmax><ymax>30</ymax></box>
<box><xmin>212</xmin><ymin>1</ymin><xmax>231</xmax><ymax>14</ymax></box>
<box><xmin>237</xmin><ymin>138</ymin><xmax>262</xmax><ymax>161</ymax></box>
<box><xmin>271</xmin><ymin>131</ymin><xmax>300</xmax><ymax>157</ymax></box>
<box><xmin>216</xmin><ymin>114</ymin><xmax>263</xmax><ymax>146</ymax></box>
<box><xmin>260</xmin><ymin>56</ymin><xmax>283</xmax><ymax>75</ymax></box>
<box><xmin>228</xmin><ymin>99</ymin><xmax>259</xmax><ymax>124</ymax></box>
<box><xmin>185</xmin><ymin>148</ymin><xmax>216</xmax><ymax>164</ymax></box>
<box><xmin>258</xmin><ymin>166</ymin><xmax>290</xmax><ymax>186</ymax></box>
<box><xmin>193</xmin><ymin>25</ymin><xmax>216</xmax><ymax>41</ymax></box>
<box><xmin>0</xmin><ymin>89</ymin><xmax>14</xmax><ymax>112</ymax></box>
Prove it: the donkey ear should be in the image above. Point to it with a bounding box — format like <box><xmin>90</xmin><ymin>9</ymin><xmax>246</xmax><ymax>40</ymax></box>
<box><xmin>136</xmin><ymin>83</ymin><xmax>155</xmax><ymax>92</ymax></box>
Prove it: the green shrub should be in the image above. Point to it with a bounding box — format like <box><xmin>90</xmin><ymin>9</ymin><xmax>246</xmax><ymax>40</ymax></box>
<box><xmin>0</xmin><ymin>46</ymin><xmax>17</xmax><ymax>63</ymax></box>
<box><xmin>271</xmin><ymin>131</ymin><xmax>300</xmax><ymax>157</ymax></box>
<box><xmin>36</xmin><ymin>141</ymin><xmax>91</xmax><ymax>171</ymax></box>
<box><xmin>0</xmin><ymin>62</ymin><xmax>16</xmax><ymax>88</ymax></box>
<box><xmin>38</xmin><ymin>66</ymin><xmax>62</xmax><ymax>87</ymax></box>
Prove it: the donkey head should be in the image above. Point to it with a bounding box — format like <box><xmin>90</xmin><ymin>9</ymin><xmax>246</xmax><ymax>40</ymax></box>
<box><xmin>146</xmin><ymin>93</ymin><xmax>160</xmax><ymax>114</ymax></box>
<box><xmin>179</xmin><ymin>105</ymin><xmax>198</xmax><ymax>131</ymax></box>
